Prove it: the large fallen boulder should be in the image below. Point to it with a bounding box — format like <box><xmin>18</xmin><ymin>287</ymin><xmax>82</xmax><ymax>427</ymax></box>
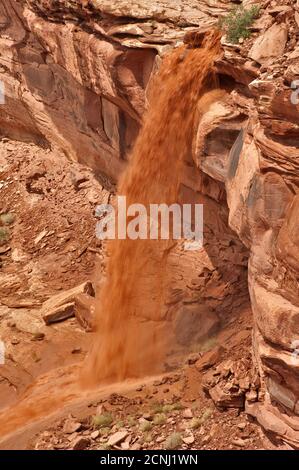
<box><xmin>249</xmin><ymin>23</ymin><xmax>288</xmax><ymax>65</ymax></box>
<box><xmin>41</xmin><ymin>281</ymin><xmax>94</xmax><ymax>325</ymax></box>
<box><xmin>43</xmin><ymin>302</ymin><xmax>76</xmax><ymax>325</ymax></box>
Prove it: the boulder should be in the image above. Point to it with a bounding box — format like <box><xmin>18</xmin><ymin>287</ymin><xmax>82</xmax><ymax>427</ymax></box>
<box><xmin>195</xmin><ymin>346</ymin><xmax>224</xmax><ymax>371</ymax></box>
<box><xmin>203</xmin><ymin>358</ymin><xmax>252</xmax><ymax>409</ymax></box>
<box><xmin>209</xmin><ymin>383</ymin><xmax>245</xmax><ymax>409</ymax></box>
<box><xmin>107</xmin><ymin>431</ymin><xmax>128</xmax><ymax>447</ymax></box>
<box><xmin>43</xmin><ymin>302</ymin><xmax>75</xmax><ymax>325</ymax></box>
<box><xmin>249</xmin><ymin>23</ymin><xmax>288</xmax><ymax>65</ymax></box>
<box><xmin>42</xmin><ymin>281</ymin><xmax>94</xmax><ymax>312</ymax></box>
<box><xmin>63</xmin><ymin>419</ymin><xmax>81</xmax><ymax>434</ymax></box>
<box><xmin>72</xmin><ymin>436</ymin><xmax>91</xmax><ymax>450</ymax></box>
<box><xmin>41</xmin><ymin>281</ymin><xmax>95</xmax><ymax>325</ymax></box>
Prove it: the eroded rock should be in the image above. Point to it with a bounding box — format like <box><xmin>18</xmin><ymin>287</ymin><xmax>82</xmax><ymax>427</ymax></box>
<box><xmin>43</xmin><ymin>302</ymin><xmax>75</xmax><ymax>325</ymax></box>
<box><xmin>249</xmin><ymin>23</ymin><xmax>288</xmax><ymax>65</ymax></box>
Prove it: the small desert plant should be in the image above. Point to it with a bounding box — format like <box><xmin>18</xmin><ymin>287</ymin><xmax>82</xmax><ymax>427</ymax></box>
<box><xmin>170</xmin><ymin>402</ymin><xmax>183</xmax><ymax>411</ymax></box>
<box><xmin>115</xmin><ymin>419</ymin><xmax>124</xmax><ymax>429</ymax></box>
<box><xmin>92</xmin><ymin>412</ymin><xmax>113</xmax><ymax>428</ymax></box>
<box><xmin>0</xmin><ymin>227</ymin><xmax>10</xmax><ymax>245</ymax></box>
<box><xmin>219</xmin><ymin>5</ymin><xmax>260</xmax><ymax>43</ymax></box>
<box><xmin>0</xmin><ymin>212</ymin><xmax>15</xmax><ymax>225</ymax></box>
<box><xmin>99</xmin><ymin>443</ymin><xmax>111</xmax><ymax>450</ymax></box>
<box><xmin>190</xmin><ymin>417</ymin><xmax>202</xmax><ymax>430</ymax></box>
<box><xmin>153</xmin><ymin>413</ymin><xmax>167</xmax><ymax>425</ymax></box>
<box><xmin>143</xmin><ymin>432</ymin><xmax>153</xmax><ymax>444</ymax></box>
<box><xmin>127</xmin><ymin>416</ymin><xmax>136</xmax><ymax>427</ymax></box>
<box><xmin>165</xmin><ymin>432</ymin><xmax>182</xmax><ymax>450</ymax></box>
<box><xmin>162</xmin><ymin>404</ymin><xmax>173</xmax><ymax>414</ymax></box>
<box><xmin>190</xmin><ymin>408</ymin><xmax>213</xmax><ymax>429</ymax></box>
<box><xmin>201</xmin><ymin>408</ymin><xmax>213</xmax><ymax>422</ymax></box>
<box><xmin>152</xmin><ymin>402</ymin><xmax>164</xmax><ymax>414</ymax></box>
<box><xmin>152</xmin><ymin>401</ymin><xmax>183</xmax><ymax>415</ymax></box>
<box><xmin>140</xmin><ymin>420</ymin><xmax>152</xmax><ymax>432</ymax></box>
<box><xmin>99</xmin><ymin>427</ymin><xmax>110</xmax><ymax>436</ymax></box>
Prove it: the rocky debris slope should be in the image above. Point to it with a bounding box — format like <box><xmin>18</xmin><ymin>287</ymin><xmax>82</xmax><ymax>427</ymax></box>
<box><xmin>33</xmin><ymin>389</ymin><xmax>261</xmax><ymax>451</ymax></box>
<box><xmin>0</xmin><ymin>303</ymin><xmax>253</xmax><ymax>448</ymax></box>
<box><xmin>27</xmin><ymin>311</ymin><xmax>262</xmax><ymax>451</ymax></box>
<box><xmin>0</xmin><ymin>139</ymin><xmax>110</xmax><ymax>307</ymax></box>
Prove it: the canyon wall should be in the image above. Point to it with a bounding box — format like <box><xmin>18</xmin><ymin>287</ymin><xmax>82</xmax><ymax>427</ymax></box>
<box><xmin>1</xmin><ymin>0</ymin><xmax>299</xmax><ymax>447</ymax></box>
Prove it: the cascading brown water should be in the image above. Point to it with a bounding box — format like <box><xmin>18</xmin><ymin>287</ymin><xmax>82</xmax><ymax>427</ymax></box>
<box><xmin>0</xmin><ymin>30</ymin><xmax>225</xmax><ymax>442</ymax></box>
<box><xmin>84</xmin><ymin>30</ymin><xmax>223</xmax><ymax>384</ymax></box>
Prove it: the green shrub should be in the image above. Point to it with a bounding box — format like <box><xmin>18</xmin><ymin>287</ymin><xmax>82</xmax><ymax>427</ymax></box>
<box><xmin>219</xmin><ymin>5</ymin><xmax>260</xmax><ymax>43</ymax></box>
<box><xmin>127</xmin><ymin>416</ymin><xmax>136</xmax><ymax>427</ymax></box>
<box><xmin>92</xmin><ymin>412</ymin><xmax>113</xmax><ymax>428</ymax></box>
<box><xmin>165</xmin><ymin>432</ymin><xmax>182</xmax><ymax>450</ymax></box>
<box><xmin>153</xmin><ymin>413</ymin><xmax>167</xmax><ymax>425</ymax></box>
<box><xmin>99</xmin><ymin>443</ymin><xmax>111</xmax><ymax>450</ymax></box>
<box><xmin>140</xmin><ymin>420</ymin><xmax>152</xmax><ymax>432</ymax></box>
<box><xmin>162</xmin><ymin>404</ymin><xmax>173</xmax><ymax>414</ymax></box>
<box><xmin>170</xmin><ymin>402</ymin><xmax>183</xmax><ymax>411</ymax></box>
<box><xmin>190</xmin><ymin>417</ymin><xmax>202</xmax><ymax>430</ymax></box>
<box><xmin>152</xmin><ymin>401</ymin><xmax>183</xmax><ymax>415</ymax></box>
<box><xmin>152</xmin><ymin>402</ymin><xmax>164</xmax><ymax>414</ymax></box>
<box><xmin>143</xmin><ymin>432</ymin><xmax>153</xmax><ymax>443</ymax></box>
<box><xmin>115</xmin><ymin>419</ymin><xmax>124</xmax><ymax>429</ymax></box>
<box><xmin>201</xmin><ymin>408</ymin><xmax>213</xmax><ymax>422</ymax></box>
<box><xmin>190</xmin><ymin>408</ymin><xmax>213</xmax><ymax>429</ymax></box>
<box><xmin>99</xmin><ymin>427</ymin><xmax>110</xmax><ymax>436</ymax></box>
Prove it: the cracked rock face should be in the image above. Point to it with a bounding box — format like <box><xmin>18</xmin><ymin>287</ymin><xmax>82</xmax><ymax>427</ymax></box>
<box><xmin>0</xmin><ymin>0</ymin><xmax>229</xmax><ymax>180</ymax></box>
<box><xmin>0</xmin><ymin>0</ymin><xmax>157</xmax><ymax>179</ymax></box>
<box><xmin>1</xmin><ymin>0</ymin><xmax>299</xmax><ymax>448</ymax></box>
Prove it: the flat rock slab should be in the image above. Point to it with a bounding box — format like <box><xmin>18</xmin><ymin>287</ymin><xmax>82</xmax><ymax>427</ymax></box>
<box><xmin>43</xmin><ymin>302</ymin><xmax>75</xmax><ymax>325</ymax></box>
<box><xmin>42</xmin><ymin>281</ymin><xmax>94</xmax><ymax>313</ymax></box>
<box><xmin>195</xmin><ymin>346</ymin><xmax>224</xmax><ymax>371</ymax></box>
<box><xmin>72</xmin><ymin>436</ymin><xmax>90</xmax><ymax>450</ymax></box>
<box><xmin>107</xmin><ymin>431</ymin><xmax>128</xmax><ymax>447</ymax></box>
<box><xmin>63</xmin><ymin>419</ymin><xmax>81</xmax><ymax>434</ymax></box>
<box><xmin>249</xmin><ymin>23</ymin><xmax>288</xmax><ymax>65</ymax></box>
